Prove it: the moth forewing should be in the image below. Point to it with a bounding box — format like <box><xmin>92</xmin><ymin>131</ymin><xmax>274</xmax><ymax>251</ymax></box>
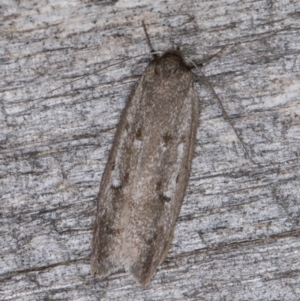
<box><xmin>91</xmin><ymin>50</ymin><xmax>198</xmax><ymax>286</ymax></box>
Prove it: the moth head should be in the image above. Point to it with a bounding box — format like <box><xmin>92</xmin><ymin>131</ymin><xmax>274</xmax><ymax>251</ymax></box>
<box><xmin>153</xmin><ymin>50</ymin><xmax>191</xmax><ymax>76</ymax></box>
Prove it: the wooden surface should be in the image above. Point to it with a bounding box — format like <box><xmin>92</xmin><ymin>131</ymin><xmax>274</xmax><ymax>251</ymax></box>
<box><xmin>1</xmin><ymin>0</ymin><xmax>300</xmax><ymax>300</ymax></box>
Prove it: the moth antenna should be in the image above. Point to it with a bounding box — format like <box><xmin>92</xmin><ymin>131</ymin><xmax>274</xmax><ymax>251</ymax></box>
<box><xmin>47</xmin><ymin>53</ymin><xmax>160</xmax><ymax>95</ymax></box>
<box><xmin>187</xmin><ymin>57</ymin><xmax>254</xmax><ymax>163</ymax></box>
<box><xmin>200</xmin><ymin>45</ymin><xmax>229</xmax><ymax>65</ymax></box>
<box><xmin>48</xmin><ymin>22</ymin><xmax>163</xmax><ymax>95</ymax></box>
<box><xmin>142</xmin><ymin>21</ymin><xmax>158</xmax><ymax>59</ymax></box>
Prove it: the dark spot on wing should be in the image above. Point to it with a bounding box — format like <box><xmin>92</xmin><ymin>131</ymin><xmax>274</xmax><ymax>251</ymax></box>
<box><xmin>160</xmin><ymin>194</ymin><xmax>171</xmax><ymax>202</ymax></box>
<box><xmin>136</xmin><ymin>128</ymin><xmax>142</xmax><ymax>140</ymax></box>
<box><xmin>155</xmin><ymin>181</ymin><xmax>171</xmax><ymax>202</ymax></box>
<box><xmin>156</xmin><ymin>180</ymin><xmax>162</xmax><ymax>193</ymax></box>
<box><xmin>123</xmin><ymin>172</ymin><xmax>129</xmax><ymax>183</ymax></box>
<box><xmin>162</xmin><ymin>133</ymin><xmax>172</xmax><ymax>146</ymax></box>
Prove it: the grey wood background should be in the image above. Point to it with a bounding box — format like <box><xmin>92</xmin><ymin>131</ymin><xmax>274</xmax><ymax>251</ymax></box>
<box><xmin>1</xmin><ymin>0</ymin><xmax>300</xmax><ymax>300</ymax></box>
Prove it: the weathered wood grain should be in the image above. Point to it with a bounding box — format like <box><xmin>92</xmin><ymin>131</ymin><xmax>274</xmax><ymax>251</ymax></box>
<box><xmin>1</xmin><ymin>0</ymin><xmax>300</xmax><ymax>300</ymax></box>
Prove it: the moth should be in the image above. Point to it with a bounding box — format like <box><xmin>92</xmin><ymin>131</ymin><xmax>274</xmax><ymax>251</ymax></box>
<box><xmin>91</xmin><ymin>23</ymin><xmax>198</xmax><ymax>286</ymax></box>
